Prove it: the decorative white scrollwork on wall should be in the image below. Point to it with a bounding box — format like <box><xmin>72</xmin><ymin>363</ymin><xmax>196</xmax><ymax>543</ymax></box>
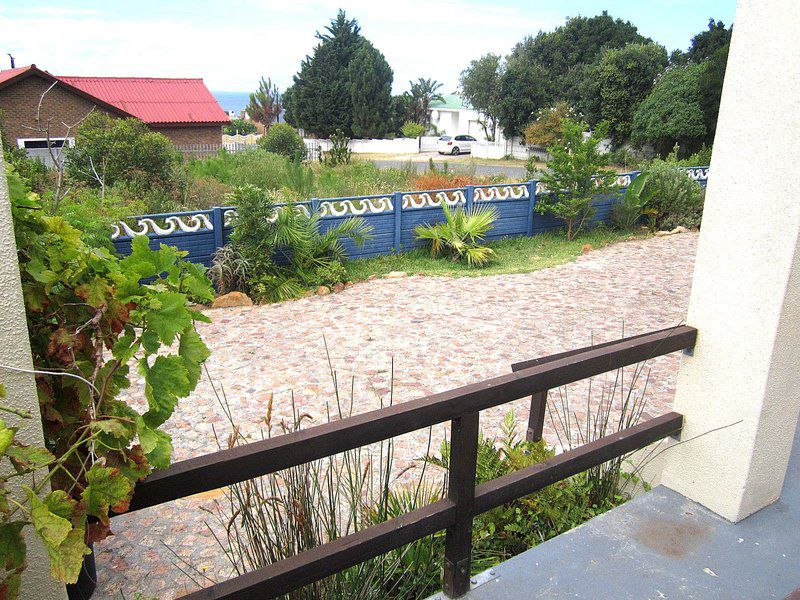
<box><xmin>318</xmin><ymin>197</ymin><xmax>394</xmax><ymax>217</ymax></box>
<box><xmin>111</xmin><ymin>213</ymin><xmax>214</xmax><ymax>240</ymax></box>
<box><xmin>402</xmin><ymin>189</ymin><xmax>467</xmax><ymax>209</ymax></box>
<box><xmin>685</xmin><ymin>167</ymin><xmax>709</xmax><ymax>181</ymax></box>
<box><xmin>223</xmin><ymin>208</ymin><xmax>237</xmax><ymax>226</ymax></box>
<box><xmin>473</xmin><ymin>185</ymin><xmax>529</xmax><ymax>202</ymax></box>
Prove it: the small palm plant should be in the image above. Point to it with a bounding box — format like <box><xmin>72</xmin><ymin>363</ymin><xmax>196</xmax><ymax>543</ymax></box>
<box><xmin>414</xmin><ymin>202</ymin><xmax>498</xmax><ymax>266</ymax></box>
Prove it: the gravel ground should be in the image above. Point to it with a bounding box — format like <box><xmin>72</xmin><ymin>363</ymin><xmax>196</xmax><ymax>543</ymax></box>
<box><xmin>94</xmin><ymin>232</ymin><xmax>698</xmax><ymax>599</ymax></box>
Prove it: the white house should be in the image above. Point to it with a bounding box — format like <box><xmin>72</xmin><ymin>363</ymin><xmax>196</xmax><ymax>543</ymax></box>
<box><xmin>428</xmin><ymin>94</ymin><xmax>491</xmax><ymax>140</ymax></box>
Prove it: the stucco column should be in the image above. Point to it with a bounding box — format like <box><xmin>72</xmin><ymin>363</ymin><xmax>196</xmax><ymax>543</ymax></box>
<box><xmin>0</xmin><ymin>149</ymin><xmax>68</xmax><ymax>597</ymax></box>
<box><xmin>661</xmin><ymin>0</ymin><xmax>800</xmax><ymax>522</ymax></box>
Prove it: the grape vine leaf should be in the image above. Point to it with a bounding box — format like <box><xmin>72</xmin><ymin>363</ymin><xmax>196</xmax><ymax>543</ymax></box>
<box><xmin>141</xmin><ymin>355</ymin><xmax>190</xmax><ymax>428</ymax></box>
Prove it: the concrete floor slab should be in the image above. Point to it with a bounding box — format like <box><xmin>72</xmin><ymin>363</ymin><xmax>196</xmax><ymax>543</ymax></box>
<box><xmin>452</xmin><ymin>422</ymin><xmax>800</xmax><ymax>599</ymax></box>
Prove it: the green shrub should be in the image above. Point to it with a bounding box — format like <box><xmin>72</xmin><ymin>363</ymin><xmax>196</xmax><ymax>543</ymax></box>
<box><xmin>400</xmin><ymin>121</ymin><xmax>426</xmax><ymax>138</ymax></box>
<box><xmin>258</xmin><ymin>123</ymin><xmax>307</xmax><ymax>159</ymax></box>
<box><xmin>227</xmin><ymin>184</ymin><xmax>372</xmax><ymax>301</ymax></box>
<box><xmin>638</xmin><ymin>151</ymin><xmax>705</xmax><ymax>230</ymax></box>
<box><xmin>180</xmin><ymin>175</ymin><xmax>232</xmax><ymax>210</ymax></box>
<box><xmin>313</xmin><ymin>161</ymin><xmax>414</xmax><ymax>198</ymax></box>
<box><xmin>56</xmin><ymin>188</ymin><xmax>148</xmax><ymax>249</ymax></box>
<box><xmin>65</xmin><ymin>112</ymin><xmax>179</xmax><ymax>193</ymax></box>
<box><xmin>323</xmin><ymin>129</ymin><xmax>352</xmax><ymax>167</ymax></box>
<box><xmin>610</xmin><ymin>171</ymin><xmax>657</xmax><ymax>231</ymax></box>
<box><xmin>283</xmin><ymin>157</ymin><xmax>315</xmax><ymax>199</ymax></box>
<box><xmin>184</xmin><ymin>148</ymin><xmax>288</xmax><ymax>191</ymax></box>
<box><xmin>414</xmin><ymin>202</ymin><xmax>498</xmax><ymax>266</ymax></box>
<box><xmin>535</xmin><ymin>119</ymin><xmax>617</xmax><ymax>240</ymax></box>
<box><xmin>208</xmin><ymin>244</ymin><xmax>251</xmax><ymax>295</ymax></box>
<box><xmin>223</xmin><ymin>118</ymin><xmax>258</xmax><ymax>136</ymax></box>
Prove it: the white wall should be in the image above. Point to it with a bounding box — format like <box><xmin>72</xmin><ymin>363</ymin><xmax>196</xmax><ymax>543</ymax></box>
<box><xmin>0</xmin><ymin>150</ymin><xmax>67</xmax><ymax>598</ymax></box>
<box><xmin>430</xmin><ymin>107</ymin><xmax>491</xmax><ymax>140</ymax></box>
<box><xmin>661</xmin><ymin>0</ymin><xmax>800</xmax><ymax>523</ymax></box>
<box><xmin>305</xmin><ymin>137</ymin><xmax>420</xmax><ymax>155</ymax></box>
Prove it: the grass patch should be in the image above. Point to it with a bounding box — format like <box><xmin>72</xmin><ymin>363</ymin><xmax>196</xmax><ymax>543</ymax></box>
<box><xmin>345</xmin><ymin>228</ymin><xmax>642</xmax><ymax>281</ymax></box>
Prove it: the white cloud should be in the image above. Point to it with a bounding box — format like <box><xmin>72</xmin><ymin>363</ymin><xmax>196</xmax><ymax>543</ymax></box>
<box><xmin>0</xmin><ymin>1</ymin><xmax>556</xmax><ymax>93</ymax></box>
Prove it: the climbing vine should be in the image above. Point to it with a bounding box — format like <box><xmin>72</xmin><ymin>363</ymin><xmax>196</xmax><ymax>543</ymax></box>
<box><xmin>0</xmin><ymin>168</ymin><xmax>213</xmax><ymax>597</ymax></box>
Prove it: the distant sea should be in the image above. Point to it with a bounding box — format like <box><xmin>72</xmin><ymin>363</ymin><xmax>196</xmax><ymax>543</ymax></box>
<box><xmin>212</xmin><ymin>91</ymin><xmax>249</xmax><ymax>115</ymax></box>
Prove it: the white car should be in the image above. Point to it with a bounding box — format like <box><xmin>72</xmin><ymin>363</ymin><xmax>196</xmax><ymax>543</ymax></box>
<box><xmin>437</xmin><ymin>134</ymin><xmax>476</xmax><ymax>155</ymax></box>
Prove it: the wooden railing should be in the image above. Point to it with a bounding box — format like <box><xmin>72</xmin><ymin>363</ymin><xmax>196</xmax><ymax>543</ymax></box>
<box><xmin>117</xmin><ymin>325</ymin><xmax>696</xmax><ymax>599</ymax></box>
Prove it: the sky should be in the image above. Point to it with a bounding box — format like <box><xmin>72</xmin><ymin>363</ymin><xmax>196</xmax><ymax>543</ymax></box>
<box><xmin>0</xmin><ymin>1</ymin><xmax>737</xmax><ymax>95</ymax></box>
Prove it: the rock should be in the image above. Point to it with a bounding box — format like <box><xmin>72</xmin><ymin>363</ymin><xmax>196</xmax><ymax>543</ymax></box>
<box><xmin>655</xmin><ymin>230</ymin><xmax>672</xmax><ymax>237</ymax></box>
<box><xmin>384</xmin><ymin>271</ymin><xmax>408</xmax><ymax>279</ymax></box>
<box><xmin>345</xmin><ymin>281</ymin><xmax>354</xmax><ymax>288</ymax></box>
<box><xmin>211</xmin><ymin>292</ymin><xmax>253</xmax><ymax>308</ymax></box>
<box><xmin>581</xmin><ymin>244</ymin><xmax>593</xmax><ymax>254</ymax></box>
<box><xmin>332</xmin><ymin>282</ymin><xmax>345</xmax><ymax>293</ymax></box>
<box><xmin>368</xmin><ymin>274</ymin><xmax>377</xmax><ymax>281</ymax></box>
<box><xmin>302</xmin><ymin>289</ymin><xmax>315</xmax><ymax>297</ymax></box>
<box><xmin>316</xmin><ymin>286</ymin><xmax>331</xmax><ymax>296</ymax></box>
<box><xmin>670</xmin><ymin>225</ymin><xmax>689</xmax><ymax>234</ymax></box>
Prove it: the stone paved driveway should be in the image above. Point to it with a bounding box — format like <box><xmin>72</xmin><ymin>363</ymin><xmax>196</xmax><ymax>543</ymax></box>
<box><xmin>95</xmin><ymin>233</ymin><xmax>698</xmax><ymax>598</ymax></box>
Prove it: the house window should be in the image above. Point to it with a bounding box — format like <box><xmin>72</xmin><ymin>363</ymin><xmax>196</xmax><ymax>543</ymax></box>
<box><xmin>17</xmin><ymin>138</ymin><xmax>74</xmax><ymax>168</ymax></box>
<box><xmin>17</xmin><ymin>137</ymin><xmax>73</xmax><ymax>150</ymax></box>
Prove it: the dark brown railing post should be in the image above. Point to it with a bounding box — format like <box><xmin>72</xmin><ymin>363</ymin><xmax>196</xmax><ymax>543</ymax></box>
<box><xmin>442</xmin><ymin>411</ymin><xmax>480</xmax><ymax>598</ymax></box>
<box><xmin>526</xmin><ymin>390</ymin><xmax>548</xmax><ymax>442</ymax></box>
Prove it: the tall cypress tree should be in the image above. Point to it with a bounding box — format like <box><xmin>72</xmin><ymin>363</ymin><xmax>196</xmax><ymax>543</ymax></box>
<box><xmin>290</xmin><ymin>11</ymin><xmax>364</xmax><ymax>137</ymax></box>
<box><xmin>349</xmin><ymin>42</ymin><xmax>393</xmax><ymax>139</ymax></box>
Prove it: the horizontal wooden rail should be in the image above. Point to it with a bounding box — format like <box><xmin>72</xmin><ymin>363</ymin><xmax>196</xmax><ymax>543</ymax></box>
<box><xmin>183</xmin><ymin>499</ymin><xmax>457</xmax><ymax>600</ymax></box>
<box><xmin>473</xmin><ymin>412</ymin><xmax>682</xmax><ymax>513</ymax></box>
<box><xmin>177</xmin><ymin>413</ymin><xmax>682</xmax><ymax>599</ymax></box>
<box><xmin>125</xmin><ymin>325</ymin><xmax>696</xmax><ymax>512</ymax></box>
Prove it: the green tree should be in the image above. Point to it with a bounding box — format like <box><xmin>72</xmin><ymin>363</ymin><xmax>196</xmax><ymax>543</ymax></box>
<box><xmin>257</xmin><ymin>123</ymin><xmax>307</xmax><ymax>159</ymax></box>
<box><xmin>65</xmin><ymin>113</ymin><xmax>178</xmax><ymax>198</ymax></box>
<box><xmin>496</xmin><ymin>59</ymin><xmax>551</xmax><ymax>137</ymax></box>
<box><xmin>631</xmin><ymin>64</ymin><xmax>707</xmax><ymax>156</ymax></box>
<box><xmin>400</xmin><ymin>121</ymin><xmax>425</xmax><ymax>138</ymax></box>
<box><xmin>536</xmin><ymin>119</ymin><xmax>616</xmax><ymax>240</ymax></box>
<box><xmin>585</xmin><ymin>43</ymin><xmax>668</xmax><ymax>144</ymax></box>
<box><xmin>389</xmin><ymin>93</ymin><xmax>413</xmax><ymax>135</ymax></box>
<box><xmin>686</xmin><ymin>19</ymin><xmax>732</xmax><ymax>64</ymax></box>
<box><xmin>698</xmin><ymin>43</ymin><xmax>730</xmax><ymax>144</ymax></box>
<box><xmin>408</xmin><ymin>78</ymin><xmax>444</xmax><ymax>125</ymax></box>
<box><xmin>459</xmin><ymin>53</ymin><xmax>503</xmax><ymax>141</ymax></box>
<box><xmin>246</xmin><ymin>78</ymin><xmax>282</xmax><ymax>128</ymax></box>
<box><xmin>497</xmin><ymin>11</ymin><xmax>649</xmax><ymax>136</ymax></box>
<box><xmin>524</xmin><ymin>101</ymin><xmax>575</xmax><ymax>147</ymax></box>
<box><xmin>223</xmin><ymin>118</ymin><xmax>258</xmax><ymax>136</ymax></box>
<box><xmin>289</xmin><ymin>11</ymin><xmax>365</xmax><ymax>137</ymax></box>
<box><xmin>348</xmin><ymin>42</ymin><xmax>393</xmax><ymax>138</ymax></box>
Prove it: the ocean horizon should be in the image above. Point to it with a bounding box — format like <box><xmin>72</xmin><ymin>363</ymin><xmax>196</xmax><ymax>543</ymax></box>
<box><xmin>212</xmin><ymin>91</ymin><xmax>249</xmax><ymax>114</ymax></box>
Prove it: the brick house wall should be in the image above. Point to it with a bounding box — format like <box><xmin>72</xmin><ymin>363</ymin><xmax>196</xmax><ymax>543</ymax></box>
<box><xmin>0</xmin><ymin>74</ymin><xmax>222</xmax><ymax>158</ymax></box>
<box><xmin>0</xmin><ymin>74</ymin><xmax>111</xmax><ymax>146</ymax></box>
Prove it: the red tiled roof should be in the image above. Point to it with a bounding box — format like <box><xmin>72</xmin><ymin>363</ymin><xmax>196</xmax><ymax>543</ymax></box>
<box><xmin>0</xmin><ymin>65</ymin><xmax>37</xmax><ymax>85</ymax></box>
<box><xmin>58</xmin><ymin>76</ymin><xmax>229</xmax><ymax>125</ymax></box>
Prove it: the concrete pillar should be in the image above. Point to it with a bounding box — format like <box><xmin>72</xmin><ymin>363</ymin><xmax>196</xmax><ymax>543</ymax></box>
<box><xmin>661</xmin><ymin>0</ymin><xmax>800</xmax><ymax>522</ymax></box>
<box><xmin>0</xmin><ymin>151</ymin><xmax>68</xmax><ymax>597</ymax></box>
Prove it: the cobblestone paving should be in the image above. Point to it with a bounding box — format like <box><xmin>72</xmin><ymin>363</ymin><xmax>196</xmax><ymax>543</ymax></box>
<box><xmin>95</xmin><ymin>233</ymin><xmax>698</xmax><ymax>598</ymax></box>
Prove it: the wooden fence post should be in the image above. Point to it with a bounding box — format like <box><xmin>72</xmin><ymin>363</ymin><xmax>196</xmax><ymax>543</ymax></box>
<box><xmin>393</xmin><ymin>191</ymin><xmax>403</xmax><ymax>252</ymax></box>
<box><xmin>526</xmin><ymin>391</ymin><xmax>548</xmax><ymax>443</ymax></box>
<box><xmin>527</xmin><ymin>180</ymin><xmax>537</xmax><ymax>236</ymax></box>
<box><xmin>465</xmin><ymin>185</ymin><xmax>474</xmax><ymax>212</ymax></box>
<box><xmin>211</xmin><ymin>207</ymin><xmax>224</xmax><ymax>253</ymax></box>
<box><xmin>442</xmin><ymin>411</ymin><xmax>479</xmax><ymax>598</ymax></box>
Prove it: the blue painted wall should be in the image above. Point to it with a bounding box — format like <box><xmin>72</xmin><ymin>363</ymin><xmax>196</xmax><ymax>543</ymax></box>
<box><xmin>111</xmin><ymin>167</ymin><xmax>709</xmax><ymax>265</ymax></box>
